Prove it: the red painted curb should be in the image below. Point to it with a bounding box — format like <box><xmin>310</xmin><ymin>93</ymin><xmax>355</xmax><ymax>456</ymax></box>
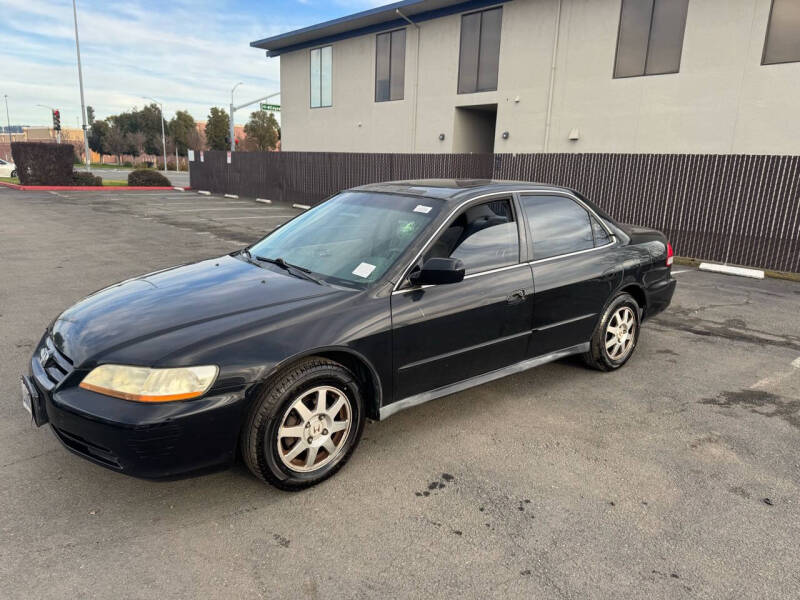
<box><xmin>0</xmin><ymin>182</ymin><xmax>189</xmax><ymax>191</ymax></box>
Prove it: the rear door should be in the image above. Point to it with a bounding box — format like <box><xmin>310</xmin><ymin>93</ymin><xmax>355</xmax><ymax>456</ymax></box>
<box><xmin>391</xmin><ymin>196</ymin><xmax>534</xmax><ymax>401</ymax></box>
<box><xmin>520</xmin><ymin>193</ymin><xmax>620</xmax><ymax>357</ymax></box>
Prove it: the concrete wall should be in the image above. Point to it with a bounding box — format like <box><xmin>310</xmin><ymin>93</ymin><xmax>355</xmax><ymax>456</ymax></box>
<box><xmin>279</xmin><ymin>0</ymin><xmax>800</xmax><ymax>155</ymax></box>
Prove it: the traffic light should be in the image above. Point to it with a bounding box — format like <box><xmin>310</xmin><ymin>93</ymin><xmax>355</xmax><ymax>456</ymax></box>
<box><xmin>52</xmin><ymin>110</ymin><xmax>61</xmax><ymax>131</ymax></box>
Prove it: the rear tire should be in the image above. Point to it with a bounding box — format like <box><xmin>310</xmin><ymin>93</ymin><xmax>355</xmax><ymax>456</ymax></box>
<box><xmin>242</xmin><ymin>357</ymin><xmax>365</xmax><ymax>491</ymax></box>
<box><xmin>583</xmin><ymin>292</ymin><xmax>641</xmax><ymax>371</ymax></box>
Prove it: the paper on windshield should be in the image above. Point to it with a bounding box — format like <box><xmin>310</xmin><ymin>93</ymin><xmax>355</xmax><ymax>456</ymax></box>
<box><xmin>352</xmin><ymin>262</ymin><xmax>377</xmax><ymax>278</ymax></box>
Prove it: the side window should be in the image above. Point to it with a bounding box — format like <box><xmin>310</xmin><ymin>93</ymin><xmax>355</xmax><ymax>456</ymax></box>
<box><xmin>521</xmin><ymin>195</ymin><xmax>594</xmax><ymax>260</ymax></box>
<box><xmin>591</xmin><ymin>216</ymin><xmax>611</xmax><ymax>247</ymax></box>
<box><xmin>425</xmin><ymin>199</ymin><xmax>519</xmax><ymax>275</ymax></box>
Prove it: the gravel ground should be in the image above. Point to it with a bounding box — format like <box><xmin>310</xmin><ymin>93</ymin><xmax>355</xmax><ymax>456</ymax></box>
<box><xmin>1</xmin><ymin>187</ymin><xmax>799</xmax><ymax>599</ymax></box>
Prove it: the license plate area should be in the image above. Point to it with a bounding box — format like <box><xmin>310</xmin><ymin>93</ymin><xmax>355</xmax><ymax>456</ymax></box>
<box><xmin>20</xmin><ymin>376</ymin><xmax>48</xmax><ymax>427</ymax></box>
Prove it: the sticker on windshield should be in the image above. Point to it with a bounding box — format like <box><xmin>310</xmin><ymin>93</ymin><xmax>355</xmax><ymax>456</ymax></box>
<box><xmin>352</xmin><ymin>262</ymin><xmax>377</xmax><ymax>278</ymax></box>
<box><xmin>413</xmin><ymin>205</ymin><xmax>432</xmax><ymax>214</ymax></box>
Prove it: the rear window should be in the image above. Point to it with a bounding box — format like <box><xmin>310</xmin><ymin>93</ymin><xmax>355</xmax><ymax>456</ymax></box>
<box><xmin>521</xmin><ymin>194</ymin><xmax>595</xmax><ymax>260</ymax></box>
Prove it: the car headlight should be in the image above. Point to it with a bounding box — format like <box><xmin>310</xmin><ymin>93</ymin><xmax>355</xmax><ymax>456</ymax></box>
<box><xmin>79</xmin><ymin>365</ymin><xmax>218</xmax><ymax>403</ymax></box>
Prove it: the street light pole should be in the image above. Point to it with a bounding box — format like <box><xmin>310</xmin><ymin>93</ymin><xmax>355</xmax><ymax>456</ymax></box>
<box><xmin>230</xmin><ymin>82</ymin><xmax>243</xmax><ymax>152</ymax></box>
<box><xmin>146</xmin><ymin>97</ymin><xmax>167</xmax><ymax>172</ymax></box>
<box><xmin>72</xmin><ymin>0</ymin><xmax>91</xmax><ymax>170</ymax></box>
<box><xmin>3</xmin><ymin>94</ymin><xmax>12</xmax><ymax>145</ymax></box>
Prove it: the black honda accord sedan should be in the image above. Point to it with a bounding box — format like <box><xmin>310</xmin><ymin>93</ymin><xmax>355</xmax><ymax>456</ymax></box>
<box><xmin>22</xmin><ymin>180</ymin><xmax>675</xmax><ymax>489</ymax></box>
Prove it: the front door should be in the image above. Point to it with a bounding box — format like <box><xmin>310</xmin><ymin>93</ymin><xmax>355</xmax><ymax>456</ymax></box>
<box><xmin>391</xmin><ymin>197</ymin><xmax>534</xmax><ymax>401</ymax></box>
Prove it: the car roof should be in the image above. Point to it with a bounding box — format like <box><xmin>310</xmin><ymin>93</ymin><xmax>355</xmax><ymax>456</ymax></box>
<box><xmin>349</xmin><ymin>179</ymin><xmax>578</xmax><ymax>202</ymax></box>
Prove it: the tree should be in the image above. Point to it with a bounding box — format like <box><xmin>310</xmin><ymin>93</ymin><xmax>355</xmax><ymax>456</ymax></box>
<box><xmin>243</xmin><ymin>111</ymin><xmax>280</xmax><ymax>151</ymax></box>
<box><xmin>106</xmin><ymin>125</ymin><xmax>128</xmax><ymax>164</ymax></box>
<box><xmin>139</xmin><ymin>103</ymin><xmax>166</xmax><ymax>156</ymax></box>
<box><xmin>107</xmin><ymin>105</ymin><xmax>166</xmax><ymax>156</ymax></box>
<box><xmin>205</xmin><ymin>107</ymin><xmax>230</xmax><ymax>151</ymax></box>
<box><xmin>88</xmin><ymin>120</ymin><xmax>110</xmax><ymax>156</ymax></box>
<box><xmin>126</xmin><ymin>131</ymin><xmax>147</xmax><ymax>158</ymax></box>
<box><xmin>168</xmin><ymin>110</ymin><xmax>197</xmax><ymax>155</ymax></box>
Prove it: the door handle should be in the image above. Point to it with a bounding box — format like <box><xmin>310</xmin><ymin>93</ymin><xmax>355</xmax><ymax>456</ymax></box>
<box><xmin>506</xmin><ymin>289</ymin><xmax>526</xmax><ymax>305</ymax></box>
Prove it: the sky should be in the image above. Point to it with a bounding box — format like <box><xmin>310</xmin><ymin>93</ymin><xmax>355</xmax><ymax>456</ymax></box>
<box><xmin>0</xmin><ymin>0</ymin><xmax>388</xmax><ymax>128</ymax></box>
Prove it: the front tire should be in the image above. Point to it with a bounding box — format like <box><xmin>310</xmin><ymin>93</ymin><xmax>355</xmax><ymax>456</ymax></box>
<box><xmin>583</xmin><ymin>293</ymin><xmax>641</xmax><ymax>371</ymax></box>
<box><xmin>10</xmin><ymin>170</ymin><xmax>17</xmax><ymax>178</ymax></box>
<box><xmin>242</xmin><ymin>357</ymin><xmax>365</xmax><ymax>490</ymax></box>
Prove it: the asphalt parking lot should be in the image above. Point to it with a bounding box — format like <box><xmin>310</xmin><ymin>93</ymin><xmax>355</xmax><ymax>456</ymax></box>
<box><xmin>1</xmin><ymin>187</ymin><xmax>799</xmax><ymax>599</ymax></box>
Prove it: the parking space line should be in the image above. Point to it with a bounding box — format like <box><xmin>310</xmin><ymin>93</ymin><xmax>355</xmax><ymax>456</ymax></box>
<box><xmin>146</xmin><ymin>202</ymin><xmax>253</xmax><ymax>207</ymax></box>
<box><xmin>211</xmin><ymin>215</ymin><xmax>298</xmax><ymax>220</ymax></box>
<box><xmin>671</xmin><ymin>269</ymin><xmax>692</xmax><ymax>274</ymax></box>
<box><xmin>154</xmin><ymin>207</ymin><xmax>276</xmax><ymax>213</ymax></box>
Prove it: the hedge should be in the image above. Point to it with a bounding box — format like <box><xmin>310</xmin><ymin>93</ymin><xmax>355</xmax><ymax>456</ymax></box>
<box><xmin>128</xmin><ymin>169</ymin><xmax>171</xmax><ymax>186</ymax></box>
<box><xmin>11</xmin><ymin>142</ymin><xmax>74</xmax><ymax>185</ymax></box>
<box><xmin>72</xmin><ymin>171</ymin><xmax>103</xmax><ymax>186</ymax></box>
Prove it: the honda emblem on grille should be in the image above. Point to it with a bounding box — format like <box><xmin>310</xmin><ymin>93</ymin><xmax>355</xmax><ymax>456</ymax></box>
<box><xmin>39</xmin><ymin>346</ymin><xmax>52</xmax><ymax>366</ymax></box>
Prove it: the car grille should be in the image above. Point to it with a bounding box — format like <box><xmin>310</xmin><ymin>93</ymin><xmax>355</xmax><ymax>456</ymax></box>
<box><xmin>38</xmin><ymin>336</ymin><xmax>74</xmax><ymax>386</ymax></box>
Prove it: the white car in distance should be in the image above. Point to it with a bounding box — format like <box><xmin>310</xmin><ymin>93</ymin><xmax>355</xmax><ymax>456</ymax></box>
<box><xmin>0</xmin><ymin>158</ymin><xmax>17</xmax><ymax>178</ymax></box>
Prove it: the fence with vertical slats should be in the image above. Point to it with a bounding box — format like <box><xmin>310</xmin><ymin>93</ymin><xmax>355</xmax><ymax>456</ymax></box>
<box><xmin>190</xmin><ymin>151</ymin><xmax>800</xmax><ymax>273</ymax></box>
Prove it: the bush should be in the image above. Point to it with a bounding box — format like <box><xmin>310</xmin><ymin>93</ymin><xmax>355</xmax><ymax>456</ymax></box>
<box><xmin>128</xmin><ymin>169</ymin><xmax>170</xmax><ymax>187</ymax></box>
<box><xmin>122</xmin><ymin>161</ymin><xmax>133</xmax><ymax>167</ymax></box>
<box><xmin>72</xmin><ymin>171</ymin><xmax>103</xmax><ymax>186</ymax></box>
<box><xmin>11</xmin><ymin>142</ymin><xmax>74</xmax><ymax>185</ymax></box>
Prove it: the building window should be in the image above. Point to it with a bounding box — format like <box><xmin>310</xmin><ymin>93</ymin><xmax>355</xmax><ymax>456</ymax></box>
<box><xmin>457</xmin><ymin>7</ymin><xmax>503</xmax><ymax>94</ymax></box>
<box><xmin>310</xmin><ymin>46</ymin><xmax>332</xmax><ymax>108</ymax></box>
<box><xmin>376</xmin><ymin>29</ymin><xmax>406</xmax><ymax>102</ymax></box>
<box><xmin>763</xmin><ymin>0</ymin><xmax>800</xmax><ymax>65</ymax></box>
<box><xmin>614</xmin><ymin>0</ymin><xmax>689</xmax><ymax>78</ymax></box>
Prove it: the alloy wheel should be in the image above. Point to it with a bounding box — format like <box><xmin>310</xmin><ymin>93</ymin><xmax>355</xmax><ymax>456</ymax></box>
<box><xmin>275</xmin><ymin>385</ymin><xmax>352</xmax><ymax>473</ymax></box>
<box><xmin>605</xmin><ymin>306</ymin><xmax>636</xmax><ymax>361</ymax></box>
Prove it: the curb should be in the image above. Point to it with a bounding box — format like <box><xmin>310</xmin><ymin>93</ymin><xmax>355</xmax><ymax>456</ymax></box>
<box><xmin>292</xmin><ymin>203</ymin><xmax>311</xmax><ymax>210</ymax></box>
<box><xmin>699</xmin><ymin>262</ymin><xmax>765</xmax><ymax>280</ymax></box>
<box><xmin>0</xmin><ymin>182</ymin><xmax>188</xmax><ymax>191</ymax></box>
<box><xmin>197</xmin><ymin>190</ymin><xmax>211</xmax><ymax>195</ymax></box>
<box><xmin>224</xmin><ymin>193</ymin><xmax>239</xmax><ymax>199</ymax></box>
<box><xmin>255</xmin><ymin>198</ymin><xmax>272</xmax><ymax>204</ymax></box>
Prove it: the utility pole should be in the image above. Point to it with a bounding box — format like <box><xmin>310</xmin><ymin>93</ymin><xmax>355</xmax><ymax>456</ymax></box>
<box><xmin>72</xmin><ymin>0</ymin><xmax>91</xmax><ymax>170</ymax></box>
<box><xmin>230</xmin><ymin>91</ymin><xmax>280</xmax><ymax>151</ymax></box>
<box><xmin>145</xmin><ymin>97</ymin><xmax>167</xmax><ymax>172</ymax></box>
<box><xmin>230</xmin><ymin>82</ymin><xmax>243</xmax><ymax>152</ymax></box>
<box><xmin>3</xmin><ymin>94</ymin><xmax>11</xmax><ymax>145</ymax></box>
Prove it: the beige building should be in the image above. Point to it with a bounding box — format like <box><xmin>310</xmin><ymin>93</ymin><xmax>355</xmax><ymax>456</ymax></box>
<box><xmin>252</xmin><ymin>0</ymin><xmax>800</xmax><ymax>155</ymax></box>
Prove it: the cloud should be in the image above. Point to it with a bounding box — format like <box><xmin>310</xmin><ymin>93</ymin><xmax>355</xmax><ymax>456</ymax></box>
<box><xmin>1</xmin><ymin>0</ymin><xmax>395</xmax><ymax>126</ymax></box>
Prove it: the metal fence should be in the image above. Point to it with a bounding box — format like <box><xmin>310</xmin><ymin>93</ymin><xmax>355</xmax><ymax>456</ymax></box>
<box><xmin>190</xmin><ymin>151</ymin><xmax>799</xmax><ymax>273</ymax></box>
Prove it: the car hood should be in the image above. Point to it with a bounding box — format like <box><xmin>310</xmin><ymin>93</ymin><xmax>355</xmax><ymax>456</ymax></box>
<box><xmin>51</xmin><ymin>255</ymin><xmax>346</xmax><ymax>366</ymax></box>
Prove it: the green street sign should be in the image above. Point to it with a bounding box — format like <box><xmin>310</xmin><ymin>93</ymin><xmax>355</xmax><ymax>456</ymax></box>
<box><xmin>260</xmin><ymin>103</ymin><xmax>281</xmax><ymax>112</ymax></box>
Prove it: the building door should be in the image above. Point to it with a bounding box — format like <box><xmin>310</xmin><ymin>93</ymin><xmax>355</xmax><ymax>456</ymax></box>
<box><xmin>453</xmin><ymin>104</ymin><xmax>497</xmax><ymax>154</ymax></box>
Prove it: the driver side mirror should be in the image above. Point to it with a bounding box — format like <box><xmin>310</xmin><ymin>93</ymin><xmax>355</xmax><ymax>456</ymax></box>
<box><xmin>409</xmin><ymin>257</ymin><xmax>465</xmax><ymax>286</ymax></box>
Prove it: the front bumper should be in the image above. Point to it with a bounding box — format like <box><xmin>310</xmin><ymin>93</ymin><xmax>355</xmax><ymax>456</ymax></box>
<box><xmin>29</xmin><ymin>347</ymin><xmax>250</xmax><ymax>480</ymax></box>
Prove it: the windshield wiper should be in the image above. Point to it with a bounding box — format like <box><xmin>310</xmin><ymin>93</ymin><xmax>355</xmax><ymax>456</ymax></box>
<box><xmin>255</xmin><ymin>256</ymin><xmax>325</xmax><ymax>286</ymax></box>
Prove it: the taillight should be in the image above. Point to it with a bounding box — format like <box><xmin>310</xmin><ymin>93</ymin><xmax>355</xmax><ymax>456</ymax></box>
<box><xmin>666</xmin><ymin>242</ymin><xmax>674</xmax><ymax>267</ymax></box>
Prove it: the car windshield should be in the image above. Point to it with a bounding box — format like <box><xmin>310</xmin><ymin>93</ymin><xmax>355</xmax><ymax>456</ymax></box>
<box><xmin>248</xmin><ymin>191</ymin><xmax>443</xmax><ymax>288</ymax></box>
